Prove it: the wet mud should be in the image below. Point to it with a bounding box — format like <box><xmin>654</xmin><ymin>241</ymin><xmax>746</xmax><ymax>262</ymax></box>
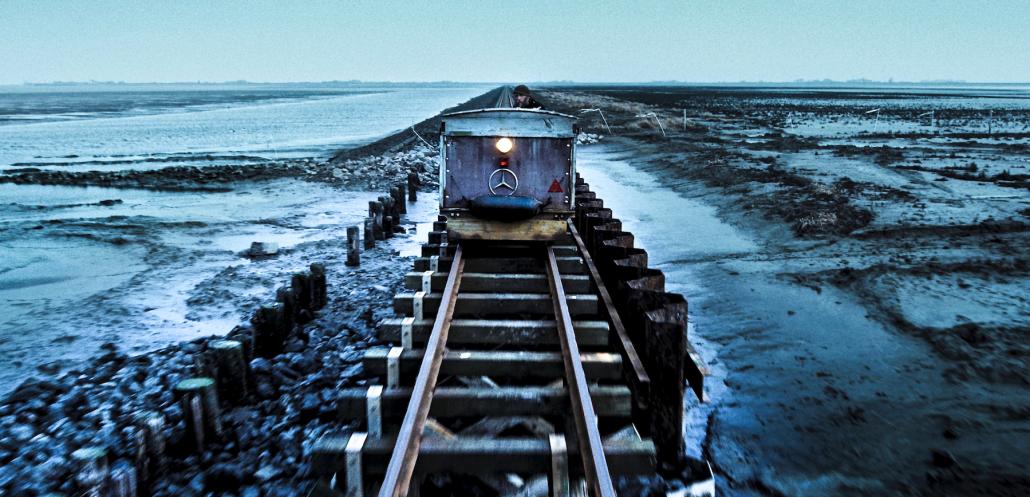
<box><xmin>542</xmin><ymin>86</ymin><xmax>1029</xmax><ymax>496</ymax></box>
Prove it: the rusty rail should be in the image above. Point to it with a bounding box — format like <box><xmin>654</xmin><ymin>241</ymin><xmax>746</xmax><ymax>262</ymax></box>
<box><xmin>378</xmin><ymin>245</ymin><xmax>465</xmax><ymax>497</ymax></box>
<box><xmin>545</xmin><ymin>245</ymin><xmax>617</xmax><ymax>497</ymax></box>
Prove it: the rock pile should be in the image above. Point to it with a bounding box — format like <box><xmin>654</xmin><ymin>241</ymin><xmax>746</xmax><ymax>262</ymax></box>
<box><xmin>0</xmin><ymin>254</ymin><xmax>407</xmax><ymax>496</ymax></box>
<box><xmin>318</xmin><ymin>145</ymin><xmax>439</xmax><ymax>192</ymax></box>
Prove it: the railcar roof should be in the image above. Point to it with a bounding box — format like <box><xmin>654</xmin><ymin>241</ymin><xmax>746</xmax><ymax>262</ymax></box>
<box><xmin>442</xmin><ymin>108</ymin><xmax>577</xmax><ymax>120</ymax></box>
<box><xmin>441</xmin><ymin>108</ymin><xmax>577</xmax><ymax>138</ymax></box>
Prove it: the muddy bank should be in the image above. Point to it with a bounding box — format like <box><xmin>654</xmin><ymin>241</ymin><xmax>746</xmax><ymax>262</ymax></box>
<box><xmin>541</xmin><ymin>87</ymin><xmax>1030</xmax><ymax>496</ymax></box>
<box><xmin>0</xmin><ymin>86</ymin><xmax>498</xmax><ymax>496</ymax></box>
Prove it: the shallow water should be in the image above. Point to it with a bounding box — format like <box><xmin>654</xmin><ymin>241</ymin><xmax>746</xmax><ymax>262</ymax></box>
<box><xmin>0</xmin><ymin>84</ymin><xmax>489</xmax><ymax>169</ymax></box>
<box><xmin>577</xmin><ymin>140</ymin><xmax>1028</xmax><ymax>494</ymax></box>
<box><xmin>577</xmin><ymin>145</ymin><xmax>758</xmax><ymax>459</ymax></box>
<box><xmin>577</xmin><ymin>147</ymin><xmax>758</xmax><ymax>262</ymax></box>
<box><xmin>0</xmin><ymin>83</ymin><xmax>486</xmax><ymax>393</ymax></box>
<box><xmin>0</xmin><ymin>180</ymin><xmax>390</xmax><ymax>388</ymax></box>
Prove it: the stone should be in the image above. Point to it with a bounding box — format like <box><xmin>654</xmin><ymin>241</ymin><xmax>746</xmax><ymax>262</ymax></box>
<box><xmin>255</xmin><ymin>383</ymin><xmax>277</xmax><ymax>400</ymax></box>
<box><xmin>254</xmin><ymin>465</ymin><xmax>281</xmax><ymax>482</ymax></box>
<box><xmin>249</xmin><ymin>358</ymin><xmax>272</xmax><ymax>374</ymax></box>
<box><xmin>10</xmin><ymin>424</ymin><xmax>34</xmax><ymax>443</ymax></box>
<box><xmin>298</xmin><ymin>394</ymin><xmax>319</xmax><ymax>424</ymax></box>
<box><xmin>247</xmin><ymin>242</ymin><xmax>279</xmax><ymax>257</ymax></box>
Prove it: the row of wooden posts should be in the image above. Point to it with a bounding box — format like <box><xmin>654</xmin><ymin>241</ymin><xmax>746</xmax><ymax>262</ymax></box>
<box><xmin>70</xmin><ymin>172</ymin><xmax>423</xmax><ymax>496</ymax></box>
<box><xmin>71</xmin><ymin>265</ymin><xmax>331</xmax><ymax>496</ymax></box>
<box><xmin>573</xmin><ymin>173</ymin><xmax>706</xmax><ymax>474</ymax></box>
<box><xmin>346</xmin><ymin>172</ymin><xmax>420</xmax><ymax>267</ymax></box>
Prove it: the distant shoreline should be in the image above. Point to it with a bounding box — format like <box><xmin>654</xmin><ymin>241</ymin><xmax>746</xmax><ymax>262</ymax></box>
<box><xmin>3</xmin><ymin>80</ymin><xmax>1030</xmax><ymax>89</ymax></box>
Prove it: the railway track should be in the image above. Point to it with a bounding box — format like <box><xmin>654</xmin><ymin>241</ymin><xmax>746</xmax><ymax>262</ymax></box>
<box><xmin>310</xmin><ymin>215</ymin><xmax>675</xmax><ymax>497</ymax></box>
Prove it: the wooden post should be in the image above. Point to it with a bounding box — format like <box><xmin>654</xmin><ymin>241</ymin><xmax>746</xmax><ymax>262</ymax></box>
<box><xmin>370</xmin><ymin>201</ymin><xmax>385</xmax><ymax>240</ymax></box>
<box><xmin>174</xmin><ymin>378</ymin><xmax>222</xmax><ymax>452</ymax></box>
<box><xmin>276</xmin><ymin>287</ymin><xmax>296</xmax><ymax>332</ymax></box>
<box><xmin>383</xmin><ymin>215</ymin><xmax>394</xmax><ymax>238</ymax></box>
<box><xmin>252</xmin><ymin>305</ymin><xmax>283</xmax><ymax>358</ymax></box>
<box><xmin>408</xmin><ymin>173</ymin><xmax>418</xmax><ymax>201</ymax></box>
<box><xmin>364</xmin><ymin>218</ymin><xmax>375</xmax><ymax>249</ymax></box>
<box><xmin>134</xmin><ymin>411</ymin><xmax>165</xmax><ymax>488</ymax></box>
<box><xmin>72</xmin><ymin>446</ymin><xmax>109</xmax><ymax>497</ymax></box>
<box><xmin>108</xmin><ymin>460</ymin><xmax>137</xmax><ymax>497</ymax></box>
<box><xmin>207</xmin><ymin>340</ymin><xmax>249</xmax><ymax>405</ymax></box>
<box><xmin>393</xmin><ymin>185</ymin><xmax>406</xmax><ymax>214</ymax></box>
<box><xmin>644</xmin><ymin>308</ymin><xmax>687</xmax><ymax>473</ymax></box>
<box><xmin>292</xmin><ymin>273</ymin><xmax>313</xmax><ymax>323</ymax></box>
<box><xmin>227</xmin><ymin>326</ymin><xmax>255</xmax><ymax>363</ymax></box>
<box><xmin>193</xmin><ymin>347</ymin><xmax>217</xmax><ymax>379</ymax></box>
<box><xmin>380</xmin><ymin>195</ymin><xmax>395</xmax><ymax>237</ymax></box>
<box><xmin>347</xmin><ymin>226</ymin><xmax>360</xmax><ymax>267</ymax></box>
<box><xmin>310</xmin><ymin>263</ymin><xmax>328</xmax><ymax>309</ymax></box>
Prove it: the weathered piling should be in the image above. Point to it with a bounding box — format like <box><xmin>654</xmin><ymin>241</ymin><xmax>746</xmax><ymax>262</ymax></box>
<box><xmin>379</xmin><ymin>195</ymin><xmax>395</xmax><ymax>237</ymax></box>
<box><xmin>643</xmin><ymin>307</ymin><xmax>688</xmax><ymax>472</ymax></box>
<box><xmin>252</xmin><ymin>304</ymin><xmax>285</xmax><ymax>357</ymax></box>
<box><xmin>572</xmin><ymin>174</ymin><xmax>710</xmax><ymax>474</ymax></box>
<box><xmin>408</xmin><ymin>172</ymin><xmax>419</xmax><ymax>201</ymax></box>
<box><xmin>369</xmin><ymin>201</ymin><xmax>385</xmax><ymax>240</ymax></box>
<box><xmin>364</xmin><ymin>218</ymin><xmax>375</xmax><ymax>249</ymax></box>
<box><xmin>292</xmin><ymin>273</ymin><xmax>313</xmax><ymax>323</ymax></box>
<box><xmin>347</xmin><ymin>226</ymin><xmax>361</xmax><ymax>266</ymax></box>
<box><xmin>310</xmin><ymin>263</ymin><xmax>328</xmax><ymax>309</ymax></box>
<box><xmin>108</xmin><ymin>460</ymin><xmax>138</xmax><ymax>497</ymax></box>
<box><xmin>276</xmin><ymin>287</ymin><xmax>296</xmax><ymax>332</ymax></box>
<box><xmin>134</xmin><ymin>411</ymin><xmax>166</xmax><ymax>488</ymax></box>
<box><xmin>72</xmin><ymin>446</ymin><xmax>109</xmax><ymax>497</ymax></box>
<box><xmin>207</xmin><ymin>340</ymin><xmax>249</xmax><ymax>404</ymax></box>
<box><xmin>392</xmin><ymin>185</ymin><xmax>406</xmax><ymax>215</ymax></box>
<box><xmin>174</xmin><ymin>378</ymin><xmax>222</xmax><ymax>452</ymax></box>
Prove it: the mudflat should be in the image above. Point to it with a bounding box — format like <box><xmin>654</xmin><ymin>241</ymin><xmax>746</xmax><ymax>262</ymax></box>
<box><xmin>541</xmin><ymin>86</ymin><xmax>1029</xmax><ymax>497</ymax></box>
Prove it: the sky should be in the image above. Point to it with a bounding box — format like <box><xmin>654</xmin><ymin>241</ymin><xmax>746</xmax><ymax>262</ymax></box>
<box><xmin>1</xmin><ymin>0</ymin><xmax>1028</xmax><ymax>84</ymax></box>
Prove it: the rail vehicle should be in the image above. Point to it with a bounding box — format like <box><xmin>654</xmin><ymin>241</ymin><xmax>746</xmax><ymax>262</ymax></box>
<box><xmin>438</xmin><ymin>93</ymin><xmax>578</xmax><ymax>241</ymax></box>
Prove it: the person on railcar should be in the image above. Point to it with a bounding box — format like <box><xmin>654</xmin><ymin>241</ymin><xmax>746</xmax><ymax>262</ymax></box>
<box><xmin>513</xmin><ymin>84</ymin><xmax>544</xmax><ymax>109</ymax></box>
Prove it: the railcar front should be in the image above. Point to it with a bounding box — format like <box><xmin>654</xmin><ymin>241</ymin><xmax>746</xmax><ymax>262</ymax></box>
<box><xmin>438</xmin><ymin>109</ymin><xmax>577</xmax><ymax>241</ymax></box>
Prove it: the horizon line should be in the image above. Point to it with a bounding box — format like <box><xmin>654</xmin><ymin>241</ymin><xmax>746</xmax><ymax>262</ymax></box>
<box><xmin>4</xmin><ymin>79</ymin><xmax>1030</xmax><ymax>87</ymax></box>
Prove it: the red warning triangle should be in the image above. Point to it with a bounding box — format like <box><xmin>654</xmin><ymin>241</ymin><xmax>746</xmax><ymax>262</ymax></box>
<box><xmin>548</xmin><ymin>179</ymin><xmax>564</xmax><ymax>193</ymax></box>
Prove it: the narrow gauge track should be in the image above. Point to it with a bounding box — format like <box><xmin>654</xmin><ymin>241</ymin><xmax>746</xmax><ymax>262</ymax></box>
<box><xmin>312</xmin><ymin>219</ymin><xmax>661</xmax><ymax>497</ymax></box>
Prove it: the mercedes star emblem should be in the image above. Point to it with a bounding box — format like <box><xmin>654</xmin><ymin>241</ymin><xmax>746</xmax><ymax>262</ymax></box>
<box><xmin>488</xmin><ymin>168</ymin><xmax>519</xmax><ymax>196</ymax></box>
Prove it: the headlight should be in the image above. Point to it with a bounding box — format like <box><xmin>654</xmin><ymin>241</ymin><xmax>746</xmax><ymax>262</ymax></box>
<box><xmin>495</xmin><ymin>137</ymin><xmax>513</xmax><ymax>154</ymax></box>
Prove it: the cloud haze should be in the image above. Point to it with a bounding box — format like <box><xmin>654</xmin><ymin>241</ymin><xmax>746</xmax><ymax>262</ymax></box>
<box><xmin>2</xmin><ymin>0</ymin><xmax>1028</xmax><ymax>83</ymax></box>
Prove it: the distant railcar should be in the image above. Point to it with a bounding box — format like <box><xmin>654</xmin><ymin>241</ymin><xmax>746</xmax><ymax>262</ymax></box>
<box><xmin>438</xmin><ymin>108</ymin><xmax>578</xmax><ymax>241</ymax></box>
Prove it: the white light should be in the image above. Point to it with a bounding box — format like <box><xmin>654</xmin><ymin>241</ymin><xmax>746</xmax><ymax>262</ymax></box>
<box><xmin>495</xmin><ymin>137</ymin><xmax>513</xmax><ymax>154</ymax></box>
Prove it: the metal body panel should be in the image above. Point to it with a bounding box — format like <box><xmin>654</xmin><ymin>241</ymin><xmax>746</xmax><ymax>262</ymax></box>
<box><xmin>443</xmin><ymin>136</ymin><xmax>571</xmax><ymax>210</ymax></box>
<box><xmin>438</xmin><ymin>108</ymin><xmax>577</xmax><ymax>241</ymax></box>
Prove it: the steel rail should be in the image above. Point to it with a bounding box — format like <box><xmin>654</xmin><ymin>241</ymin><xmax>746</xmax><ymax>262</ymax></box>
<box><xmin>378</xmin><ymin>245</ymin><xmax>465</xmax><ymax>497</ymax></box>
<box><xmin>567</xmin><ymin>221</ymin><xmax>650</xmax><ymax>395</ymax></box>
<box><xmin>545</xmin><ymin>245</ymin><xmax>617</xmax><ymax>497</ymax></box>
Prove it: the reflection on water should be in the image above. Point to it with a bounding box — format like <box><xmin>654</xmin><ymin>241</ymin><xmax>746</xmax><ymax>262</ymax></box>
<box><xmin>0</xmin><ymin>85</ymin><xmax>489</xmax><ymax>169</ymax></box>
